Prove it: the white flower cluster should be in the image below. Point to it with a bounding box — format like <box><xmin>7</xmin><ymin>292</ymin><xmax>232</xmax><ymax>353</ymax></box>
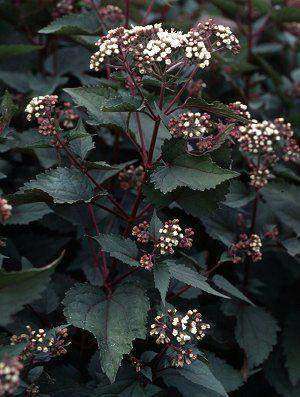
<box><xmin>169</xmin><ymin>112</ymin><xmax>212</xmax><ymax>138</ymax></box>
<box><xmin>143</xmin><ymin>29</ymin><xmax>185</xmax><ymax>68</ymax></box>
<box><xmin>157</xmin><ymin>219</ymin><xmax>194</xmax><ymax>255</ymax></box>
<box><xmin>150</xmin><ymin>309</ymin><xmax>210</xmax><ymax>346</ymax></box>
<box><xmin>249</xmin><ymin>167</ymin><xmax>271</xmax><ymax>189</ymax></box>
<box><xmin>249</xmin><ymin>234</ymin><xmax>262</xmax><ymax>255</ymax></box>
<box><xmin>90</xmin><ymin>27</ymin><xmax>124</xmax><ymax>70</ymax></box>
<box><xmin>158</xmin><ymin>219</ymin><xmax>183</xmax><ymax>255</ymax></box>
<box><xmin>213</xmin><ymin>24</ymin><xmax>240</xmax><ymax>53</ymax></box>
<box><xmin>185</xmin><ymin>31</ymin><xmax>211</xmax><ymax>68</ymax></box>
<box><xmin>25</xmin><ymin>95</ymin><xmax>58</xmax><ymax>122</ymax></box>
<box><xmin>0</xmin><ymin>356</ymin><xmax>23</xmax><ymax>396</ymax></box>
<box><xmin>238</xmin><ymin>120</ymin><xmax>281</xmax><ymax>154</ymax></box>
<box><xmin>90</xmin><ymin>23</ymin><xmax>213</xmax><ymax>73</ymax></box>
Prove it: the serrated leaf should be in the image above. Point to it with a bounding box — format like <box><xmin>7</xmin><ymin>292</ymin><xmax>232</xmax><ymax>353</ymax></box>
<box><xmin>64</xmin><ymin>85</ymin><xmax>138</xmax><ymax>128</ymax></box>
<box><xmin>283</xmin><ymin>312</ymin><xmax>300</xmax><ymax>386</ymax></box>
<box><xmin>0</xmin><ymin>90</ymin><xmax>18</xmax><ymax>128</ymax></box>
<box><xmin>63</xmin><ymin>282</ymin><xmax>149</xmax><ymax>382</ymax></box>
<box><xmin>153</xmin><ymin>262</ymin><xmax>170</xmax><ymax>304</ymax></box>
<box><xmin>6</xmin><ymin>203</ymin><xmax>52</xmax><ymax>225</ymax></box>
<box><xmin>223</xmin><ymin>180</ymin><xmax>255</xmax><ymax>208</ymax></box>
<box><xmin>39</xmin><ymin>11</ymin><xmax>99</xmax><ymax>35</ymax></box>
<box><xmin>149</xmin><ymin>210</ymin><xmax>163</xmax><ymax>239</ymax></box>
<box><xmin>167</xmin><ymin>261</ymin><xmax>230</xmax><ymax>299</ymax></box>
<box><xmin>207</xmin><ymin>352</ymin><xmax>243</xmax><ymax>393</ymax></box>
<box><xmin>0</xmin><ymin>252</ymin><xmax>63</xmax><ymax>326</ymax></box>
<box><xmin>234</xmin><ymin>306</ymin><xmax>280</xmax><ymax>368</ymax></box>
<box><xmin>176</xmin><ymin>182</ymin><xmax>230</xmax><ymax>218</ymax></box>
<box><xmin>93</xmin><ymin>234</ymin><xmax>140</xmax><ymax>267</ymax></box>
<box><xmin>201</xmin><ymin>206</ymin><xmax>237</xmax><ymax>246</ymax></box>
<box><xmin>17</xmin><ymin>167</ymin><xmax>97</xmax><ymax>204</ymax></box>
<box><xmin>212</xmin><ymin>275</ymin><xmax>254</xmax><ymax>306</ymax></box>
<box><xmin>185</xmin><ymin>98</ymin><xmax>249</xmax><ymax>124</ymax></box>
<box><xmin>262</xmin><ymin>181</ymin><xmax>300</xmax><ymax>236</ymax></box>
<box><xmin>68</xmin><ymin>120</ymin><xmax>95</xmax><ymax>160</ymax></box>
<box><xmin>162</xmin><ymin>360</ymin><xmax>228</xmax><ymax>396</ymax></box>
<box><xmin>282</xmin><ymin>238</ymin><xmax>300</xmax><ymax>258</ymax></box>
<box><xmin>151</xmin><ymin>140</ymin><xmax>238</xmax><ymax>194</ymax></box>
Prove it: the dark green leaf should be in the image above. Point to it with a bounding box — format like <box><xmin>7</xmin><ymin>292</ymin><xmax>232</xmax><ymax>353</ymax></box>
<box><xmin>63</xmin><ymin>282</ymin><xmax>149</xmax><ymax>382</ymax></box>
<box><xmin>0</xmin><ymin>252</ymin><xmax>63</xmax><ymax>326</ymax></box>
<box><xmin>93</xmin><ymin>234</ymin><xmax>140</xmax><ymax>267</ymax></box>
<box><xmin>151</xmin><ymin>140</ymin><xmax>238</xmax><ymax>194</ymax></box>
<box><xmin>39</xmin><ymin>11</ymin><xmax>99</xmax><ymax>35</ymax></box>
<box><xmin>234</xmin><ymin>306</ymin><xmax>280</xmax><ymax>368</ymax></box>
<box><xmin>17</xmin><ymin>167</ymin><xmax>97</xmax><ymax>204</ymax></box>
<box><xmin>212</xmin><ymin>275</ymin><xmax>254</xmax><ymax>306</ymax></box>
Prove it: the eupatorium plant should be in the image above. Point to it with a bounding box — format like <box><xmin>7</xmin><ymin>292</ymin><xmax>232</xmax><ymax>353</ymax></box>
<box><xmin>0</xmin><ymin>1</ymin><xmax>299</xmax><ymax>396</ymax></box>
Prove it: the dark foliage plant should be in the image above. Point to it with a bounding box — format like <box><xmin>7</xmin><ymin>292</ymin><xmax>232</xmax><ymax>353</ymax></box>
<box><xmin>0</xmin><ymin>0</ymin><xmax>299</xmax><ymax>396</ymax></box>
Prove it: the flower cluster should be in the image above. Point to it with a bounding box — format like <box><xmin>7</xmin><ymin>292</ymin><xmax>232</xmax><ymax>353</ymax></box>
<box><xmin>157</xmin><ymin>219</ymin><xmax>194</xmax><ymax>255</ymax></box>
<box><xmin>0</xmin><ymin>198</ymin><xmax>12</xmax><ymax>223</ymax></box>
<box><xmin>193</xmin><ymin>19</ymin><xmax>240</xmax><ymax>54</ymax></box>
<box><xmin>139</xmin><ymin>254</ymin><xmax>154</xmax><ymax>270</ymax></box>
<box><xmin>25</xmin><ymin>96</ymin><xmax>79</xmax><ymax>141</ymax></box>
<box><xmin>274</xmin><ymin>118</ymin><xmax>300</xmax><ymax>162</ymax></box>
<box><xmin>118</xmin><ymin>165</ymin><xmax>145</xmax><ymax>190</ymax></box>
<box><xmin>183</xmin><ymin>30</ymin><xmax>211</xmax><ymax>68</ymax></box>
<box><xmin>264</xmin><ymin>226</ymin><xmax>279</xmax><ymax>240</ymax></box>
<box><xmin>228</xmin><ymin>101</ymin><xmax>251</xmax><ymax>121</ymax></box>
<box><xmin>99</xmin><ymin>5</ymin><xmax>124</xmax><ymax>23</ymax></box>
<box><xmin>237</xmin><ymin>117</ymin><xmax>299</xmax><ymax>189</ymax></box>
<box><xmin>249</xmin><ymin>165</ymin><xmax>271</xmax><ymax>189</ymax></box>
<box><xmin>168</xmin><ymin>112</ymin><xmax>212</xmax><ymax>139</ymax></box>
<box><xmin>25</xmin><ymin>95</ymin><xmax>58</xmax><ymax>136</ymax></box>
<box><xmin>150</xmin><ymin>309</ymin><xmax>210</xmax><ymax>367</ymax></box>
<box><xmin>0</xmin><ymin>356</ymin><xmax>23</xmax><ymax>396</ymax></box>
<box><xmin>10</xmin><ymin>326</ymin><xmax>69</xmax><ymax>360</ymax></box>
<box><xmin>229</xmin><ymin>233</ymin><xmax>262</xmax><ymax>263</ymax></box>
<box><xmin>90</xmin><ymin>20</ymin><xmax>239</xmax><ymax>76</ymax></box>
<box><xmin>132</xmin><ymin>219</ymin><xmax>194</xmax><ymax>270</ymax></box>
<box><xmin>238</xmin><ymin>120</ymin><xmax>281</xmax><ymax>155</ymax></box>
<box><xmin>57</xmin><ymin>101</ymin><xmax>79</xmax><ymax>130</ymax></box>
<box><xmin>132</xmin><ymin>221</ymin><xmax>150</xmax><ymax>244</ymax></box>
<box><xmin>52</xmin><ymin>0</ymin><xmax>77</xmax><ymax>19</ymax></box>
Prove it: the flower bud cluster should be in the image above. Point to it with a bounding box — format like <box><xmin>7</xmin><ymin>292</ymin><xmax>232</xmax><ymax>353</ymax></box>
<box><xmin>0</xmin><ymin>198</ymin><xmax>12</xmax><ymax>223</ymax></box>
<box><xmin>139</xmin><ymin>254</ymin><xmax>154</xmax><ymax>270</ymax></box>
<box><xmin>150</xmin><ymin>309</ymin><xmax>210</xmax><ymax>367</ymax></box>
<box><xmin>229</xmin><ymin>233</ymin><xmax>262</xmax><ymax>263</ymax></box>
<box><xmin>238</xmin><ymin>120</ymin><xmax>281</xmax><ymax>155</ymax></box>
<box><xmin>193</xmin><ymin>19</ymin><xmax>240</xmax><ymax>55</ymax></box>
<box><xmin>274</xmin><ymin>118</ymin><xmax>300</xmax><ymax>162</ymax></box>
<box><xmin>118</xmin><ymin>165</ymin><xmax>145</xmax><ymax>190</ymax></box>
<box><xmin>0</xmin><ymin>356</ymin><xmax>23</xmax><ymax>396</ymax></box>
<box><xmin>264</xmin><ymin>226</ymin><xmax>279</xmax><ymax>240</ymax></box>
<box><xmin>10</xmin><ymin>326</ymin><xmax>69</xmax><ymax>359</ymax></box>
<box><xmin>52</xmin><ymin>0</ymin><xmax>76</xmax><ymax>19</ymax></box>
<box><xmin>228</xmin><ymin>101</ymin><xmax>251</xmax><ymax>121</ymax></box>
<box><xmin>168</xmin><ymin>112</ymin><xmax>212</xmax><ymax>139</ymax></box>
<box><xmin>157</xmin><ymin>219</ymin><xmax>194</xmax><ymax>255</ymax></box>
<box><xmin>249</xmin><ymin>166</ymin><xmax>271</xmax><ymax>189</ymax></box>
<box><xmin>57</xmin><ymin>101</ymin><xmax>79</xmax><ymax>130</ymax></box>
<box><xmin>132</xmin><ymin>221</ymin><xmax>150</xmax><ymax>244</ymax></box>
<box><xmin>25</xmin><ymin>95</ymin><xmax>58</xmax><ymax>136</ymax></box>
<box><xmin>98</xmin><ymin>5</ymin><xmax>124</xmax><ymax>23</ymax></box>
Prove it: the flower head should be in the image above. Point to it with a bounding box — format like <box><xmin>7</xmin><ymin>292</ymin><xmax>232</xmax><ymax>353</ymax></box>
<box><xmin>0</xmin><ymin>198</ymin><xmax>12</xmax><ymax>223</ymax></box>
